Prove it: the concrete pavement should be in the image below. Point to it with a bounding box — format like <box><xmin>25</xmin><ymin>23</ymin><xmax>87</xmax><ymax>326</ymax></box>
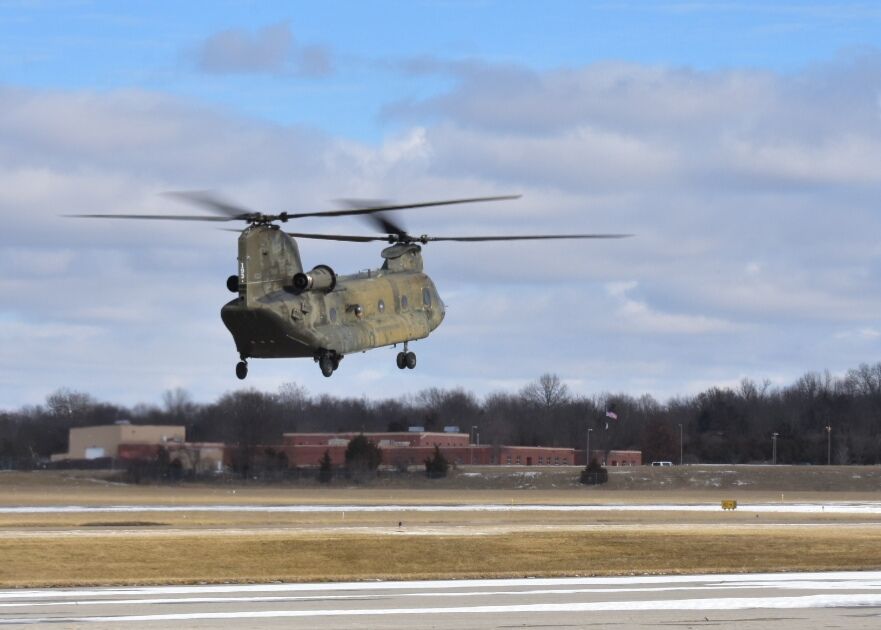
<box><xmin>2</xmin><ymin>571</ymin><xmax>881</xmax><ymax>628</ymax></box>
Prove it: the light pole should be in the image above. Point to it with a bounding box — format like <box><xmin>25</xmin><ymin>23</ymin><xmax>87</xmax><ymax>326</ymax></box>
<box><xmin>586</xmin><ymin>428</ymin><xmax>593</xmax><ymax>467</ymax></box>
<box><xmin>826</xmin><ymin>425</ymin><xmax>832</xmax><ymax>465</ymax></box>
<box><xmin>678</xmin><ymin>423</ymin><xmax>683</xmax><ymax>466</ymax></box>
<box><xmin>772</xmin><ymin>432</ymin><xmax>779</xmax><ymax>465</ymax></box>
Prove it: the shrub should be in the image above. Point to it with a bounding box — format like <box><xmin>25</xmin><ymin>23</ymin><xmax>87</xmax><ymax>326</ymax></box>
<box><xmin>580</xmin><ymin>457</ymin><xmax>608</xmax><ymax>485</ymax></box>
<box><xmin>424</xmin><ymin>445</ymin><xmax>449</xmax><ymax>479</ymax></box>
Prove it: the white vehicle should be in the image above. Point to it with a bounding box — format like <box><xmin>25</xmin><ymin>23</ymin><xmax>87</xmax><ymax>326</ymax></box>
<box><xmin>651</xmin><ymin>461</ymin><xmax>673</xmax><ymax>467</ymax></box>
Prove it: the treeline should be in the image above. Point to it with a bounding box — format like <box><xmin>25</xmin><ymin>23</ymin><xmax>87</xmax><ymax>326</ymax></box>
<box><xmin>2</xmin><ymin>363</ymin><xmax>881</xmax><ymax>468</ymax></box>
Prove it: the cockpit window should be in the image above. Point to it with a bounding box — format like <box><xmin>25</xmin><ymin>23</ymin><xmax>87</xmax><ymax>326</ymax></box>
<box><xmin>378</xmin><ymin>299</ymin><xmax>385</xmax><ymax>313</ymax></box>
<box><xmin>422</xmin><ymin>287</ymin><xmax>432</xmax><ymax>307</ymax></box>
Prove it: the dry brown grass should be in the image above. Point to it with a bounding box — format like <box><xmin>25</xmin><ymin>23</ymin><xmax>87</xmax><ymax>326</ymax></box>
<box><xmin>3</xmin><ymin>470</ymin><xmax>881</xmax><ymax>587</ymax></box>
<box><xmin>3</xmin><ymin>470</ymin><xmax>881</xmax><ymax>506</ymax></box>
<box><xmin>2</xmin><ymin>525</ymin><xmax>881</xmax><ymax>588</ymax></box>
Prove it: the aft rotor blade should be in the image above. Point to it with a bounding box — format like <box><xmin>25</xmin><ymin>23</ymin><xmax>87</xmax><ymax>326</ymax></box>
<box><xmin>285</xmin><ymin>231</ymin><xmax>390</xmax><ymax>242</ymax></box>
<box><xmin>288</xmin><ymin>195</ymin><xmax>522</xmax><ymax>219</ymax></box>
<box><xmin>364</xmin><ymin>211</ymin><xmax>407</xmax><ymax>239</ymax></box>
<box><xmin>65</xmin><ymin>213</ymin><xmax>232</xmax><ymax>222</ymax></box>
<box><xmin>423</xmin><ymin>233</ymin><xmax>633</xmax><ymax>242</ymax></box>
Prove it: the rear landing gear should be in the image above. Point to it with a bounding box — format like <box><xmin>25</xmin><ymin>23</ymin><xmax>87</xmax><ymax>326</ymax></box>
<box><xmin>316</xmin><ymin>350</ymin><xmax>342</xmax><ymax>377</ymax></box>
<box><xmin>396</xmin><ymin>342</ymin><xmax>416</xmax><ymax>370</ymax></box>
<box><xmin>235</xmin><ymin>360</ymin><xmax>248</xmax><ymax>380</ymax></box>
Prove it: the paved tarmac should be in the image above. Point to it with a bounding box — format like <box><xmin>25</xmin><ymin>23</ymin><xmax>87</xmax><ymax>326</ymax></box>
<box><xmin>2</xmin><ymin>571</ymin><xmax>881</xmax><ymax>629</ymax></box>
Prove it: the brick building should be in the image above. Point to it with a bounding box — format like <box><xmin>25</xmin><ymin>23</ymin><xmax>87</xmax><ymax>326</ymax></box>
<box><xmin>576</xmin><ymin>449</ymin><xmax>642</xmax><ymax>466</ymax></box>
<box><xmin>282</xmin><ymin>432</ymin><xmax>580</xmax><ymax>468</ymax></box>
<box><xmin>53</xmin><ymin>422</ymin><xmax>185</xmax><ymax>461</ymax></box>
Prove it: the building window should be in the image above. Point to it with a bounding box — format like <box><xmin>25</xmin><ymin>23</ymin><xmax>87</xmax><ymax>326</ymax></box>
<box><xmin>515</xmin><ymin>456</ymin><xmax>521</xmax><ymax>464</ymax></box>
<box><xmin>555</xmin><ymin>456</ymin><xmax>560</xmax><ymax>465</ymax></box>
<box><xmin>506</xmin><ymin>456</ymin><xmax>512</xmax><ymax>464</ymax></box>
<box><xmin>538</xmin><ymin>456</ymin><xmax>543</xmax><ymax>465</ymax></box>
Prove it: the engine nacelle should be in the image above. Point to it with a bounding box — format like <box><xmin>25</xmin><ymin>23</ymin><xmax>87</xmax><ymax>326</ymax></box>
<box><xmin>292</xmin><ymin>264</ymin><xmax>336</xmax><ymax>293</ymax></box>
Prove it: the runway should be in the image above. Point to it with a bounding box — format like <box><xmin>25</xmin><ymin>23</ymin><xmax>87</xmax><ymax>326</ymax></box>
<box><xmin>2</xmin><ymin>571</ymin><xmax>881</xmax><ymax>628</ymax></box>
<box><xmin>4</xmin><ymin>500</ymin><xmax>881</xmax><ymax>514</ymax></box>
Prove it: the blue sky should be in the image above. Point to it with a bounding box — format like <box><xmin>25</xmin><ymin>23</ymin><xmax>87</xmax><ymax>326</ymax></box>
<box><xmin>2</xmin><ymin>1</ymin><xmax>881</xmax><ymax>409</ymax></box>
<box><xmin>5</xmin><ymin>1</ymin><xmax>881</xmax><ymax>140</ymax></box>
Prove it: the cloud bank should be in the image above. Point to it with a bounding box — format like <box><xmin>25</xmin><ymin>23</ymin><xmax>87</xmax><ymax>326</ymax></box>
<box><xmin>2</xmin><ymin>51</ymin><xmax>881</xmax><ymax>407</ymax></box>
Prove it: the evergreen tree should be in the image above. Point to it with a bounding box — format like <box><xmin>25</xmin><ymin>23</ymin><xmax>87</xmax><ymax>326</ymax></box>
<box><xmin>344</xmin><ymin>434</ymin><xmax>382</xmax><ymax>478</ymax></box>
<box><xmin>318</xmin><ymin>449</ymin><xmax>333</xmax><ymax>483</ymax></box>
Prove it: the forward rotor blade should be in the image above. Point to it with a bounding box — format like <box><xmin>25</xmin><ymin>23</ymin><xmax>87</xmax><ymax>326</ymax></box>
<box><xmin>289</xmin><ymin>194</ymin><xmax>522</xmax><ymax>220</ymax></box>
<box><xmin>422</xmin><ymin>233</ymin><xmax>634</xmax><ymax>242</ymax></box>
<box><xmin>163</xmin><ymin>191</ymin><xmax>254</xmax><ymax>218</ymax></box>
<box><xmin>65</xmin><ymin>213</ymin><xmax>232</xmax><ymax>222</ymax></box>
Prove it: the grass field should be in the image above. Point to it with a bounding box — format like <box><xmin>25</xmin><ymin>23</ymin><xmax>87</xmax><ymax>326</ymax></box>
<box><xmin>1</xmin><ymin>468</ymin><xmax>880</xmax><ymax>587</ymax></box>
<box><xmin>3</xmin><ymin>526</ymin><xmax>881</xmax><ymax>588</ymax></box>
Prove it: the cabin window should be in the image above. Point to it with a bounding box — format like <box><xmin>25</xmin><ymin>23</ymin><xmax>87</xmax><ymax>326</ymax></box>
<box><xmin>422</xmin><ymin>287</ymin><xmax>432</xmax><ymax>307</ymax></box>
<box><xmin>401</xmin><ymin>295</ymin><xmax>408</xmax><ymax>310</ymax></box>
<box><xmin>329</xmin><ymin>307</ymin><xmax>337</xmax><ymax>322</ymax></box>
<box><xmin>378</xmin><ymin>299</ymin><xmax>385</xmax><ymax>313</ymax></box>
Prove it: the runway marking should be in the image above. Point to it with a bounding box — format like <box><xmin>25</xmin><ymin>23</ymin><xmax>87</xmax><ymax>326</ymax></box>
<box><xmin>3</xmin><ymin>501</ymin><xmax>881</xmax><ymax>514</ymax></box>
<box><xmin>3</xmin><ymin>571</ymin><xmax>881</xmax><ymax>600</ymax></box>
<box><xmin>4</xmin><ymin>594</ymin><xmax>881</xmax><ymax>624</ymax></box>
<box><xmin>0</xmin><ymin>585</ymin><xmax>823</xmax><ymax>608</ymax></box>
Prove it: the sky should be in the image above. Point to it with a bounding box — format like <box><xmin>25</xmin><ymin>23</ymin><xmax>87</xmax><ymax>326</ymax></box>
<box><xmin>2</xmin><ymin>1</ymin><xmax>881</xmax><ymax>409</ymax></box>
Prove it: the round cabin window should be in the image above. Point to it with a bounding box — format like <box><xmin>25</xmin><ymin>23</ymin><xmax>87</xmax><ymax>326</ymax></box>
<box><xmin>378</xmin><ymin>299</ymin><xmax>385</xmax><ymax>313</ymax></box>
<box><xmin>329</xmin><ymin>307</ymin><xmax>337</xmax><ymax>322</ymax></box>
<box><xmin>422</xmin><ymin>287</ymin><xmax>432</xmax><ymax>307</ymax></box>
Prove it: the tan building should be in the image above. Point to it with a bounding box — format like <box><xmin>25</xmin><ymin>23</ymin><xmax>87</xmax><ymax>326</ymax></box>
<box><xmin>56</xmin><ymin>423</ymin><xmax>185</xmax><ymax>460</ymax></box>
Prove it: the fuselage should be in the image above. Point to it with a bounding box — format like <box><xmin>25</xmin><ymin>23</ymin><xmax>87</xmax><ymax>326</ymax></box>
<box><xmin>220</xmin><ymin>225</ymin><xmax>445</xmax><ymax>361</ymax></box>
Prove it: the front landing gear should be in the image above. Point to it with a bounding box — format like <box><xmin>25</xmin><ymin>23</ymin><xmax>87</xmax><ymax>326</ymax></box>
<box><xmin>316</xmin><ymin>350</ymin><xmax>343</xmax><ymax>377</ymax></box>
<box><xmin>235</xmin><ymin>359</ymin><xmax>248</xmax><ymax>380</ymax></box>
<box><xmin>396</xmin><ymin>342</ymin><xmax>417</xmax><ymax>370</ymax></box>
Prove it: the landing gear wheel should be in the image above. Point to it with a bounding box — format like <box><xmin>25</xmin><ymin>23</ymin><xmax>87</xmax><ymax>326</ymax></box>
<box><xmin>317</xmin><ymin>351</ymin><xmax>341</xmax><ymax>377</ymax></box>
<box><xmin>319</xmin><ymin>355</ymin><xmax>334</xmax><ymax>377</ymax></box>
<box><xmin>405</xmin><ymin>351</ymin><xmax>417</xmax><ymax>369</ymax></box>
<box><xmin>235</xmin><ymin>361</ymin><xmax>248</xmax><ymax>380</ymax></box>
<box><xmin>396</xmin><ymin>352</ymin><xmax>407</xmax><ymax>369</ymax></box>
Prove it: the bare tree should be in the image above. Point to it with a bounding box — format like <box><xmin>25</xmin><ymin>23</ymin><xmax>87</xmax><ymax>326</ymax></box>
<box><xmin>520</xmin><ymin>373</ymin><xmax>570</xmax><ymax>408</ymax></box>
<box><xmin>161</xmin><ymin>388</ymin><xmax>194</xmax><ymax>425</ymax></box>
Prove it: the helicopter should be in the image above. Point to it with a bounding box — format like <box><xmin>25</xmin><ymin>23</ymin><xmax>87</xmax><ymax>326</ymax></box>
<box><xmin>70</xmin><ymin>193</ymin><xmax>630</xmax><ymax>378</ymax></box>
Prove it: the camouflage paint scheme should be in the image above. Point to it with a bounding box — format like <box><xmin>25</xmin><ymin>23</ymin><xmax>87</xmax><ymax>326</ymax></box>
<box><xmin>220</xmin><ymin>225</ymin><xmax>444</xmax><ymax>364</ymax></box>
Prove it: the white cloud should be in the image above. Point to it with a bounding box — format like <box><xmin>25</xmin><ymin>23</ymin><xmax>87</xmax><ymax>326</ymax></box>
<box><xmin>604</xmin><ymin>282</ymin><xmax>739</xmax><ymax>335</ymax></box>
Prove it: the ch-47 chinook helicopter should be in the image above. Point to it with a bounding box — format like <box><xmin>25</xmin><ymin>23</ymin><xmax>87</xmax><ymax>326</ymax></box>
<box><xmin>71</xmin><ymin>192</ymin><xmax>630</xmax><ymax>379</ymax></box>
